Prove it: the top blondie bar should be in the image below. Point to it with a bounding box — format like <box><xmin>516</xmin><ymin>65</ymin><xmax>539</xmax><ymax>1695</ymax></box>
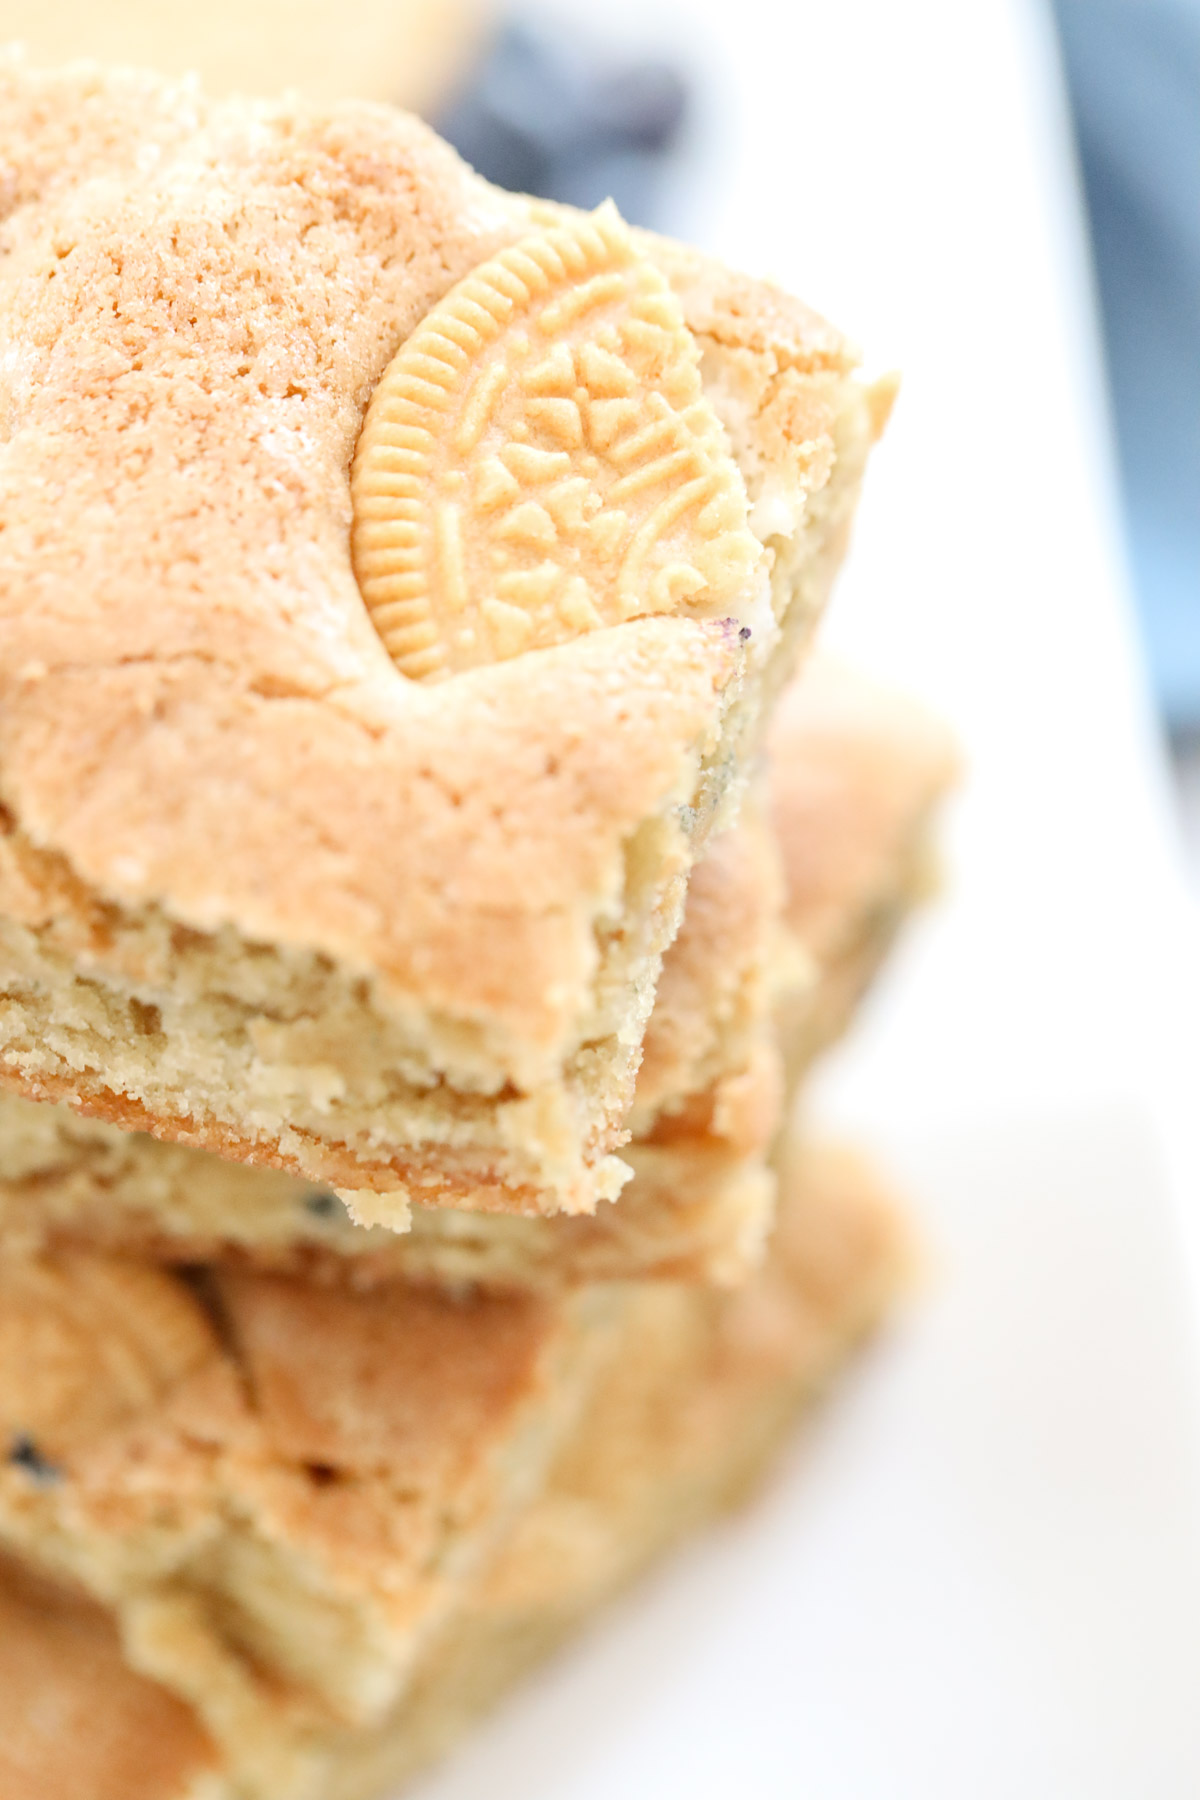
<box><xmin>0</xmin><ymin>58</ymin><xmax>887</xmax><ymax>1225</ymax></box>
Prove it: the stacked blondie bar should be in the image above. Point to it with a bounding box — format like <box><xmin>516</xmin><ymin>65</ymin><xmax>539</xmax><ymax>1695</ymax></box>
<box><xmin>0</xmin><ymin>57</ymin><xmax>956</xmax><ymax>1800</ymax></box>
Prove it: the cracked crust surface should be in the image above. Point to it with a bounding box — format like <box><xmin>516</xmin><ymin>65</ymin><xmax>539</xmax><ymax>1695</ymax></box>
<box><xmin>0</xmin><ymin>59</ymin><xmax>876</xmax><ymax>1221</ymax></box>
<box><xmin>0</xmin><ymin>1136</ymin><xmax>910</xmax><ymax>1800</ymax></box>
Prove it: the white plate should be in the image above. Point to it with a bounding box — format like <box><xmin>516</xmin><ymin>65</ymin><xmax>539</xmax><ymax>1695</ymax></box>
<box><xmin>411</xmin><ymin>0</ymin><xmax>1200</xmax><ymax>1790</ymax></box>
<box><xmin>412</xmin><ymin>1105</ymin><xmax>1200</xmax><ymax>1799</ymax></box>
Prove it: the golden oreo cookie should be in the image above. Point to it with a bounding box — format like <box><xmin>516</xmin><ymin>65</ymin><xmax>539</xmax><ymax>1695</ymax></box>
<box><xmin>351</xmin><ymin>203</ymin><xmax>761</xmax><ymax>680</ymax></box>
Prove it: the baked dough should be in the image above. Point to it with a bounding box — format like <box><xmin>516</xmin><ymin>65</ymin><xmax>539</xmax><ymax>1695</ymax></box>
<box><xmin>0</xmin><ymin>1244</ymin><xmax>626</xmax><ymax>1752</ymax></box>
<box><xmin>0</xmin><ymin>661</ymin><xmax>954</xmax><ymax>1287</ymax></box>
<box><xmin>0</xmin><ymin>59</ymin><xmax>882</xmax><ymax>1223</ymax></box>
<box><xmin>0</xmin><ymin>1135</ymin><xmax>909</xmax><ymax>1800</ymax></box>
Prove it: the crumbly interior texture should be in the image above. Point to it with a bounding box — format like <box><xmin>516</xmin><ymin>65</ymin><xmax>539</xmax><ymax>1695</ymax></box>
<box><xmin>0</xmin><ymin>801</ymin><xmax>789</xmax><ymax>1287</ymax></box>
<box><xmin>0</xmin><ymin>1247</ymin><xmax>623</xmax><ymax>1773</ymax></box>
<box><xmin>0</xmin><ymin>659</ymin><xmax>954</xmax><ymax>1286</ymax></box>
<box><xmin>0</xmin><ymin>60</ymin><xmax>881</xmax><ymax>1223</ymax></box>
<box><xmin>0</xmin><ymin>1138</ymin><xmax>909</xmax><ymax>1800</ymax></box>
<box><xmin>0</xmin><ymin>1054</ymin><xmax>782</xmax><ymax>1293</ymax></box>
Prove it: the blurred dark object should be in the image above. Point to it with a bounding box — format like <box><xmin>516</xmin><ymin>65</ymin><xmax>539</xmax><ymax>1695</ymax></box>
<box><xmin>1052</xmin><ymin>0</ymin><xmax>1200</xmax><ymax>734</ymax></box>
<box><xmin>434</xmin><ymin>15</ymin><xmax>688</xmax><ymax>228</ymax></box>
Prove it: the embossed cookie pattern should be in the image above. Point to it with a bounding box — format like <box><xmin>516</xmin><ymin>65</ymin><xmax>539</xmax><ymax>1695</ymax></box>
<box><xmin>351</xmin><ymin>205</ymin><xmax>761</xmax><ymax>680</ymax></box>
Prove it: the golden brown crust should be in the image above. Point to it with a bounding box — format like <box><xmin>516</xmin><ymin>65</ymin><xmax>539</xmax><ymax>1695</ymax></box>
<box><xmin>0</xmin><ymin>1250</ymin><xmax>217</xmax><ymax>1459</ymax></box>
<box><xmin>0</xmin><ymin>1243</ymin><xmax>617</xmax><ymax>1735</ymax></box>
<box><xmin>0</xmin><ymin>661</ymin><xmax>954</xmax><ymax>1286</ymax></box>
<box><xmin>641</xmin><ymin>233</ymin><xmax>860</xmax><ymax>508</ymax></box>
<box><xmin>322</xmin><ymin>1141</ymin><xmax>912</xmax><ymax>1800</ymax></box>
<box><xmin>767</xmin><ymin>657</ymin><xmax>959</xmax><ymax>1074</ymax></box>
<box><xmin>217</xmin><ymin>1271</ymin><xmax>559</xmax><ymax>1476</ymax></box>
<box><xmin>630</xmin><ymin>797</ymin><xmax>785</xmax><ymax>1136</ymax></box>
<box><xmin>0</xmin><ymin>60</ymin><xmax>741</xmax><ymax>1208</ymax></box>
<box><xmin>645</xmin><ymin>238</ymin><xmax>856</xmax><ymax>371</ymax></box>
<box><xmin>769</xmin><ymin>656</ymin><xmax>960</xmax><ymax>964</ymax></box>
<box><xmin>478</xmin><ymin>1140</ymin><xmax>912</xmax><ymax>1622</ymax></box>
<box><xmin>0</xmin><ymin>1083</ymin><xmax>779</xmax><ymax>1292</ymax></box>
<box><xmin>0</xmin><ymin>1132</ymin><xmax>910</xmax><ymax>1800</ymax></box>
<box><xmin>0</xmin><ymin>1555</ymin><xmax>221</xmax><ymax>1800</ymax></box>
<box><xmin>0</xmin><ymin>1062</ymin><xmax>613</xmax><ymax>1218</ymax></box>
<box><xmin>0</xmin><ymin>621</ymin><xmax>735</xmax><ymax>1074</ymax></box>
<box><xmin>0</xmin><ymin>59</ymin><xmax>873</xmax><ymax>1217</ymax></box>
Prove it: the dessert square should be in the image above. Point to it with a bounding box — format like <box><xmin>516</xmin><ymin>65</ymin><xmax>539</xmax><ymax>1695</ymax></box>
<box><xmin>0</xmin><ymin>661</ymin><xmax>954</xmax><ymax>1286</ymax></box>
<box><xmin>0</xmin><ymin>1244</ymin><xmax>625</xmax><ymax>1751</ymax></box>
<box><xmin>0</xmin><ymin>60</ymin><xmax>887</xmax><ymax>1224</ymax></box>
<box><xmin>0</xmin><ymin>1134</ymin><xmax>909</xmax><ymax>1800</ymax></box>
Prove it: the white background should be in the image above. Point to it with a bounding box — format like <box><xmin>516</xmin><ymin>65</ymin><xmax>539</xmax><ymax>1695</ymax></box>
<box><xmin>410</xmin><ymin>1</ymin><xmax>1200</xmax><ymax>1792</ymax></box>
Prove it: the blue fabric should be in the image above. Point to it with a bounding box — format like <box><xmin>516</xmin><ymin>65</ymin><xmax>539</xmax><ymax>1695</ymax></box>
<box><xmin>1053</xmin><ymin>0</ymin><xmax>1200</xmax><ymax>730</ymax></box>
<box><xmin>435</xmin><ymin>19</ymin><xmax>687</xmax><ymax>229</ymax></box>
